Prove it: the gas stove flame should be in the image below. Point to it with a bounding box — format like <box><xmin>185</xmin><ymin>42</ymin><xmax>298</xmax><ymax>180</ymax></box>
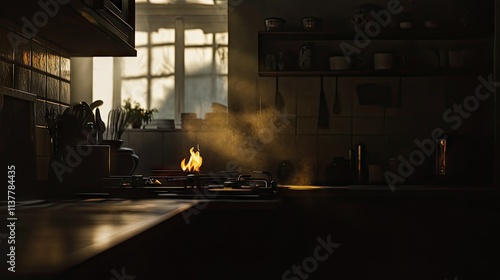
<box><xmin>181</xmin><ymin>146</ymin><xmax>203</xmax><ymax>172</ymax></box>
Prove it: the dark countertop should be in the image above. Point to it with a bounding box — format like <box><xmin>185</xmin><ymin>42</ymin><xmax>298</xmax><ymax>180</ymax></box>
<box><xmin>3</xmin><ymin>199</ymin><xmax>196</xmax><ymax>276</ymax></box>
<box><xmin>1</xmin><ymin>186</ymin><xmax>499</xmax><ymax>279</ymax></box>
<box><xmin>278</xmin><ymin>184</ymin><xmax>500</xmax><ymax>197</ymax></box>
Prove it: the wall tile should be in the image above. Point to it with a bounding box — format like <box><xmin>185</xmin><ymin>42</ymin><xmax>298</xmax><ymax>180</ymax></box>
<box><xmin>261</xmin><ymin>134</ymin><xmax>296</xmax><ymax>179</ymax></box>
<box><xmin>347</xmin><ymin>77</ymin><xmax>397</xmax><ymax>117</ymax></box>
<box><xmin>294</xmin><ymin>135</ymin><xmax>318</xmax><ymax>184</ymax></box>
<box><xmin>0</xmin><ymin>26</ymin><xmax>14</xmax><ymax>61</ymax></box>
<box><xmin>353</xmin><ymin>117</ymin><xmax>385</xmax><ymax>135</ymax></box>
<box><xmin>60</xmin><ymin>81</ymin><xmax>70</xmax><ymax>104</ymax></box>
<box><xmin>14</xmin><ymin>37</ymin><xmax>30</xmax><ymax>66</ymax></box>
<box><xmin>47</xmin><ymin>48</ymin><xmax>60</xmax><ymax>77</ymax></box>
<box><xmin>296</xmin><ymin>117</ymin><xmax>317</xmax><ymax>135</ymax></box>
<box><xmin>32</xmin><ymin>41</ymin><xmax>47</xmax><ymax>72</ymax></box>
<box><xmin>296</xmin><ymin>93</ymin><xmax>319</xmax><ymax>117</ymax></box>
<box><xmin>35</xmin><ymin>99</ymin><xmax>46</xmax><ymax>126</ymax></box>
<box><xmin>47</xmin><ymin>77</ymin><xmax>60</xmax><ymax>102</ymax></box>
<box><xmin>31</xmin><ymin>71</ymin><xmax>46</xmax><ymax>98</ymax></box>
<box><xmin>257</xmin><ymin>77</ymin><xmax>275</xmax><ymax>111</ymax></box>
<box><xmin>61</xmin><ymin>56</ymin><xmax>70</xmax><ymax>81</ymax></box>
<box><xmin>46</xmin><ymin>101</ymin><xmax>60</xmax><ymax>114</ymax></box>
<box><xmin>14</xmin><ymin>65</ymin><xmax>30</xmax><ymax>92</ymax></box>
<box><xmin>0</xmin><ymin>60</ymin><xmax>13</xmax><ymax>87</ymax></box>
<box><xmin>281</xmin><ymin>77</ymin><xmax>297</xmax><ymax>114</ymax></box>
<box><xmin>386</xmin><ymin>135</ymin><xmax>423</xmax><ymax>160</ymax></box>
<box><xmin>319</xmin><ymin>117</ymin><xmax>351</xmax><ymax>135</ymax></box>
<box><xmin>318</xmin><ymin>135</ymin><xmax>352</xmax><ymax>165</ymax></box>
<box><xmin>296</xmin><ymin>77</ymin><xmax>320</xmax><ymax>117</ymax></box>
<box><xmin>274</xmin><ymin>114</ymin><xmax>296</xmax><ymax>135</ymax></box>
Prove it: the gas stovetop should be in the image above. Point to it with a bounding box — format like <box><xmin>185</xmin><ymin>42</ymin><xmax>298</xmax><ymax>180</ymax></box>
<box><xmin>93</xmin><ymin>170</ymin><xmax>279</xmax><ymax>199</ymax></box>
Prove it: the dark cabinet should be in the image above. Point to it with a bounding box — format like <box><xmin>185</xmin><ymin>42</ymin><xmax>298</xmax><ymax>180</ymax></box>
<box><xmin>0</xmin><ymin>0</ymin><xmax>136</xmax><ymax>56</ymax></box>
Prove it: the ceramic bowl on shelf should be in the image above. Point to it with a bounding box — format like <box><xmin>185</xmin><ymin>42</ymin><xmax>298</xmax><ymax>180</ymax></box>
<box><xmin>265</xmin><ymin>17</ymin><xmax>286</xmax><ymax>31</ymax></box>
<box><xmin>302</xmin><ymin>17</ymin><xmax>322</xmax><ymax>31</ymax></box>
<box><xmin>424</xmin><ymin>19</ymin><xmax>439</xmax><ymax>28</ymax></box>
<box><xmin>399</xmin><ymin>21</ymin><xmax>414</xmax><ymax>29</ymax></box>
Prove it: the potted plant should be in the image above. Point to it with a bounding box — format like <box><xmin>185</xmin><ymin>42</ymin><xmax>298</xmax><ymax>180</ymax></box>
<box><xmin>123</xmin><ymin>98</ymin><xmax>158</xmax><ymax>129</ymax></box>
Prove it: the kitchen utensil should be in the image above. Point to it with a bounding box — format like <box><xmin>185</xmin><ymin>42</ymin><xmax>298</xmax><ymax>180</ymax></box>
<box><xmin>302</xmin><ymin>17</ymin><xmax>322</xmax><ymax>31</ymax></box>
<box><xmin>333</xmin><ymin>77</ymin><xmax>341</xmax><ymax>115</ymax></box>
<box><xmin>275</xmin><ymin>76</ymin><xmax>285</xmax><ymax>113</ymax></box>
<box><xmin>318</xmin><ymin>77</ymin><xmax>329</xmax><ymax>128</ymax></box>
<box><xmin>81</xmin><ymin>101</ymin><xmax>94</xmax><ymax>125</ymax></box>
<box><xmin>90</xmin><ymin>100</ymin><xmax>104</xmax><ymax>110</ymax></box>
<box><xmin>265</xmin><ymin>17</ymin><xmax>286</xmax><ymax>31</ymax></box>
<box><xmin>355</xmin><ymin>144</ymin><xmax>368</xmax><ymax>184</ymax></box>
<box><xmin>95</xmin><ymin>108</ymin><xmax>105</xmax><ymax>144</ymax></box>
<box><xmin>106</xmin><ymin>109</ymin><xmax>114</xmax><ymax>140</ymax></box>
<box><xmin>298</xmin><ymin>43</ymin><xmax>313</xmax><ymax>70</ymax></box>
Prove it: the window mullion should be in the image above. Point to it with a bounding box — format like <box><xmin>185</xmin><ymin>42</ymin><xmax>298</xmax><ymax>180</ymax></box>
<box><xmin>175</xmin><ymin>18</ymin><xmax>185</xmax><ymax>127</ymax></box>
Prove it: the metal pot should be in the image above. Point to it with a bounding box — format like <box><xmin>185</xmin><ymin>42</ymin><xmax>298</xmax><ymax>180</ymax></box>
<box><xmin>265</xmin><ymin>17</ymin><xmax>286</xmax><ymax>31</ymax></box>
<box><xmin>302</xmin><ymin>17</ymin><xmax>322</xmax><ymax>31</ymax></box>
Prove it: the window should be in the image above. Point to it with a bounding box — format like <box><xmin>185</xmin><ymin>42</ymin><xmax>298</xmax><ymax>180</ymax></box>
<box><xmin>93</xmin><ymin>0</ymin><xmax>228</xmax><ymax>127</ymax></box>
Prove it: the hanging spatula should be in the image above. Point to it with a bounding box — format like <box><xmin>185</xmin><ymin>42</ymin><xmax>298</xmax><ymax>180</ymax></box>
<box><xmin>275</xmin><ymin>76</ymin><xmax>285</xmax><ymax>113</ymax></box>
<box><xmin>318</xmin><ymin>77</ymin><xmax>329</xmax><ymax>128</ymax></box>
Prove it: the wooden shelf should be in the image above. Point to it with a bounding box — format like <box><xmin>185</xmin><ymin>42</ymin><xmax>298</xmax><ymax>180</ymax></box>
<box><xmin>258</xmin><ymin>28</ymin><xmax>493</xmax><ymax>41</ymax></box>
<box><xmin>258</xmin><ymin>69</ymin><xmax>486</xmax><ymax>77</ymax></box>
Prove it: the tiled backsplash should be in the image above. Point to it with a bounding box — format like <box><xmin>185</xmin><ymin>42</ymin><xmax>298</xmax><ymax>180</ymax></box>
<box><xmin>0</xmin><ymin>18</ymin><xmax>70</xmax><ymax>181</ymax></box>
<box><xmin>251</xmin><ymin>75</ymin><xmax>494</xmax><ymax>184</ymax></box>
<box><xmin>227</xmin><ymin>0</ymin><xmax>495</xmax><ymax>185</ymax></box>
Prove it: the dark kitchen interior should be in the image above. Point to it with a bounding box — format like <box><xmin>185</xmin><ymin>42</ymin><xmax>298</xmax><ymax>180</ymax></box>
<box><xmin>0</xmin><ymin>0</ymin><xmax>500</xmax><ymax>279</ymax></box>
